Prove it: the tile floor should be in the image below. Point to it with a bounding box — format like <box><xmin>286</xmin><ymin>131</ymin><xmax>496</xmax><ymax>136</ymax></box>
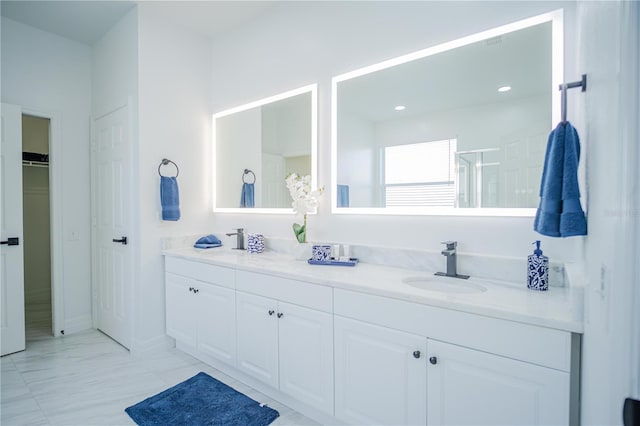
<box><xmin>1</xmin><ymin>320</ymin><xmax>318</xmax><ymax>425</ymax></box>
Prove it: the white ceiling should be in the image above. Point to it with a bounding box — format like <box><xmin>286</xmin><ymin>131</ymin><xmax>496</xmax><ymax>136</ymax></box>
<box><xmin>0</xmin><ymin>1</ymin><xmax>276</xmax><ymax>45</ymax></box>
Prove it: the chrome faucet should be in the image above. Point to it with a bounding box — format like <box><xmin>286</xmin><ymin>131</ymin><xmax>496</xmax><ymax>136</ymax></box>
<box><xmin>226</xmin><ymin>228</ymin><xmax>245</xmax><ymax>250</ymax></box>
<box><xmin>435</xmin><ymin>241</ymin><xmax>469</xmax><ymax>279</ymax></box>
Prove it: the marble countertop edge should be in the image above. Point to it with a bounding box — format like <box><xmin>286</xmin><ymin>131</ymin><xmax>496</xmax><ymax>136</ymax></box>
<box><xmin>162</xmin><ymin>247</ymin><xmax>584</xmax><ymax>334</ymax></box>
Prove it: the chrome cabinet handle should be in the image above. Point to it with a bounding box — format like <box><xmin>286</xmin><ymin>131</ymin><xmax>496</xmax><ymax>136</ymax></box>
<box><xmin>413</xmin><ymin>351</ymin><xmax>421</xmax><ymax>359</ymax></box>
<box><xmin>268</xmin><ymin>310</ymin><xmax>275</xmax><ymax>316</ymax></box>
<box><xmin>429</xmin><ymin>356</ymin><xmax>438</xmax><ymax>365</ymax></box>
<box><xmin>277</xmin><ymin>312</ymin><xmax>283</xmax><ymax>318</ymax></box>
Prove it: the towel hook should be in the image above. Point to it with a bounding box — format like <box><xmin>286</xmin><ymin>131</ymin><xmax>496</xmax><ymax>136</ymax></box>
<box><xmin>242</xmin><ymin>169</ymin><xmax>256</xmax><ymax>184</ymax></box>
<box><xmin>158</xmin><ymin>158</ymin><xmax>179</xmax><ymax>177</ymax></box>
<box><xmin>559</xmin><ymin>74</ymin><xmax>587</xmax><ymax>123</ymax></box>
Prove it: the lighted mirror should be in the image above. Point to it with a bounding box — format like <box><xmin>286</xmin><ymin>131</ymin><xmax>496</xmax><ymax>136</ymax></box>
<box><xmin>213</xmin><ymin>85</ymin><xmax>317</xmax><ymax>213</ymax></box>
<box><xmin>332</xmin><ymin>11</ymin><xmax>563</xmax><ymax>216</ymax></box>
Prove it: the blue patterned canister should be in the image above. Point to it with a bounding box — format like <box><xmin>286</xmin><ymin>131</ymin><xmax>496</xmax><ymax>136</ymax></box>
<box><xmin>311</xmin><ymin>245</ymin><xmax>332</xmax><ymax>262</ymax></box>
<box><xmin>247</xmin><ymin>233</ymin><xmax>265</xmax><ymax>254</ymax></box>
<box><xmin>527</xmin><ymin>241</ymin><xmax>549</xmax><ymax>291</ymax></box>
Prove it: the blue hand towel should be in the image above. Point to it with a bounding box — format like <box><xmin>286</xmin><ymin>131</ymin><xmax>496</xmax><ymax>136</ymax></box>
<box><xmin>194</xmin><ymin>234</ymin><xmax>222</xmax><ymax>249</ymax></box>
<box><xmin>240</xmin><ymin>182</ymin><xmax>255</xmax><ymax>208</ymax></box>
<box><xmin>160</xmin><ymin>176</ymin><xmax>180</xmax><ymax>221</ymax></box>
<box><xmin>534</xmin><ymin>121</ymin><xmax>587</xmax><ymax>237</ymax></box>
<box><xmin>337</xmin><ymin>184</ymin><xmax>350</xmax><ymax>208</ymax></box>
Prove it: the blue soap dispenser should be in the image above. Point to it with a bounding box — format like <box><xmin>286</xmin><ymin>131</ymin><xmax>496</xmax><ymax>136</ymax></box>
<box><xmin>527</xmin><ymin>240</ymin><xmax>549</xmax><ymax>291</ymax></box>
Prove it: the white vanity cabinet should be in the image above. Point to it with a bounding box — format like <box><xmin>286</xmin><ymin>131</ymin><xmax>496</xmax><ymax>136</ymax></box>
<box><xmin>164</xmin><ymin>257</ymin><xmax>236</xmax><ymax>367</ymax></box>
<box><xmin>334</xmin><ymin>288</ymin><xmax>576</xmax><ymax>426</ymax></box>
<box><xmin>427</xmin><ymin>339</ymin><xmax>570</xmax><ymax>426</ymax></box>
<box><xmin>334</xmin><ymin>315</ymin><xmax>427</xmax><ymax>425</ymax></box>
<box><xmin>235</xmin><ymin>270</ymin><xmax>334</xmax><ymax>415</ymax></box>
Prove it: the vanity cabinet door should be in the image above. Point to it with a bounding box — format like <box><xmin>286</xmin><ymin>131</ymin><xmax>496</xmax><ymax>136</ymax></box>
<box><xmin>165</xmin><ymin>273</ymin><xmax>197</xmax><ymax>347</ymax></box>
<box><xmin>278</xmin><ymin>301</ymin><xmax>334</xmax><ymax>415</ymax></box>
<box><xmin>196</xmin><ymin>283</ymin><xmax>236</xmax><ymax>367</ymax></box>
<box><xmin>334</xmin><ymin>315</ymin><xmax>427</xmax><ymax>425</ymax></box>
<box><xmin>427</xmin><ymin>339</ymin><xmax>570</xmax><ymax>426</ymax></box>
<box><xmin>236</xmin><ymin>291</ymin><xmax>279</xmax><ymax>388</ymax></box>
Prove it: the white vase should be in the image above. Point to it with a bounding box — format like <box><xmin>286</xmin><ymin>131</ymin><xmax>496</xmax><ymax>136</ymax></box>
<box><xmin>292</xmin><ymin>242</ymin><xmax>312</xmax><ymax>261</ymax></box>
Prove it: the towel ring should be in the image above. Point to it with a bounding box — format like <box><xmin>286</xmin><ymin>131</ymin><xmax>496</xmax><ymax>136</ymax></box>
<box><xmin>158</xmin><ymin>158</ymin><xmax>179</xmax><ymax>177</ymax></box>
<box><xmin>242</xmin><ymin>169</ymin><xmax>256</xmax><ymax>184</ymax></box>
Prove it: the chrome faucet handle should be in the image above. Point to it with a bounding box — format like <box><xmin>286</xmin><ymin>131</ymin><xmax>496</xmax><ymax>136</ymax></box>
<box><xmin>441</xmin><ymin>241</ymin><xmax>457</xmax><ymax>250</ymax></box>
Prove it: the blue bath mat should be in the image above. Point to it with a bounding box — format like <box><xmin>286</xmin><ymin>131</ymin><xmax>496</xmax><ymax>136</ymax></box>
<box><xmin>125</xmin><ymin>372</ymin><xmax>279</xmax><ymax>426</ymax></box>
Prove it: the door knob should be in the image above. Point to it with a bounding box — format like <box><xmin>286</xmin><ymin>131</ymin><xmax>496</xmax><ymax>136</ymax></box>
<box><xmin>413</xmin><ymin>351</ymin><xmax>421</xmax><ymax>359</ymax></box>
<box><xmin>429</xmin><ymin>356</ymin><xmax>438</xmax><ymax>365</ymax></box>
<box><xmin>0</xmin><ymin>237</ymin><xmax>19</xmax><ymax>246</ymax></box>
<box><xmin>112</xmin><ymin>236</ymin><xmax>128</xmax><ymax>245</ymax></box>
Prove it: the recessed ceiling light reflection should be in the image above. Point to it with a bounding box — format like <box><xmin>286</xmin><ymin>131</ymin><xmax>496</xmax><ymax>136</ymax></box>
<box><xmin>498</xmin><ymin>86</ymin><xmax>512</xmax><ymax>93</ymax></box>
<box><xmin>394</xmin><ymin>105</ymin><xmax>406</xmax><ymax>111</ymax></box>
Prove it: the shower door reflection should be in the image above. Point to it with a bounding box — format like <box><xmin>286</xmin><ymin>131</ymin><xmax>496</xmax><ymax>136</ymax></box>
<box><xmin>455</xmin><ymin>149</ymin><xmax>500</xmax><ymax>208</ymax></box>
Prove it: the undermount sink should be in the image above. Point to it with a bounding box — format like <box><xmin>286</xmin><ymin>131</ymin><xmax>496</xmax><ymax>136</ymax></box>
<box><xmin>402</xmin><ymin>276</ymin><xmax>487</xmax><ymax>294</ymax></box>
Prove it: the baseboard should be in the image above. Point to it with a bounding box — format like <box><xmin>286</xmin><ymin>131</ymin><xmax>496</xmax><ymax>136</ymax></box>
<box><xmin>131</xmin><ymin>334</ymin><xmax>175</xmax><ymax>355</ymax></box>
<box><xmin>62</xmin><ymin>314</ymin><xmax>92</xmax><ymax>335</ymax></box>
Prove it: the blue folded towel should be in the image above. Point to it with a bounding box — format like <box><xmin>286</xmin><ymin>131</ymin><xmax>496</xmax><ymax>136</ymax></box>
<box><xmin>534</xmin><ymin>121</ymin><xmax>587</xmax><ymax>237</ymax></box>
<box><xmin>194</xmin><ymin>234</ymin><xmax>222</xmax><ymax>249</ymax></box>
<box><xmin>161</xmin><ymin>176</ymin><xmax>180</xmax><ymax>221</ymax></box>
<box><xmin>240</xmin><ymin>183</ymin><xmax>255</xmax><ymax>208</ymax></box>
<box><xmin>337</xmin><ymin>184</ymin><xmax>350</xmax><ymax>208</ymax></box>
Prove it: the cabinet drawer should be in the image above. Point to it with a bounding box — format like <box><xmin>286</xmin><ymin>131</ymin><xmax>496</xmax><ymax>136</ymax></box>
<box><xmin>165</xmin><ymin>256</ymin><xmax>235</xmax><ymax>289</ymax></box>
<box><xmin>334</xmin><ymin>288</ymin><xmax>571</xmax><ymax>372</ymax></box>
<box><xmin>236</xmin><ymin>270</ymin><xmax>332</xmax><ymax>313</ymax></box>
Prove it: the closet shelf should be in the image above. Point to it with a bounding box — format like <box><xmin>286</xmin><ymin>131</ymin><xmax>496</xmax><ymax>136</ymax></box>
<box><xmin>22</xmin><ymin>160</ymin><xmax>49</xmax><ymax>168</ymax></box>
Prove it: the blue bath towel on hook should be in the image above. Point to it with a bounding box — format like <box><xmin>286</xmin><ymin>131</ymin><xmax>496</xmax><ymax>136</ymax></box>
<box><xmin>534</xmin><ymin>121</ymin><xmax>587</xmax><ymax>237</ymax></box>
<box><xmin>160</xmin><ymin>176</ymin><xmax>180</xmax><ymax>221</ymax></box>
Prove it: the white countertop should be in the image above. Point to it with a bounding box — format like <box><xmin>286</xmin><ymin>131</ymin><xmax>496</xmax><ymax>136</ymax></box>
<box><xmin>163</xmin><ymin>246</ymin><xmax>584</xmax><ymax>333</ymax></box>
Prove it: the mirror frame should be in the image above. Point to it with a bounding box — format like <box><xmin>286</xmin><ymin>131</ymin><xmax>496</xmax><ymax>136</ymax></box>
<box><xmin>331</xmin><ymin>10</ymin><xmax>563</xmax><ymax>217</ymax></box>
<box><xmin>212</xmin><ymin>84</ymin><xmax>318</xmax><ymax>214</ymax></box>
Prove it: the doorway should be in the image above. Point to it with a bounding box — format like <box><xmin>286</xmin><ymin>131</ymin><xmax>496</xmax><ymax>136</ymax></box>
<box><xmin>21</xmin><ymin>114</ymin><xmax>53</xmax><ymax>340</ymax></box>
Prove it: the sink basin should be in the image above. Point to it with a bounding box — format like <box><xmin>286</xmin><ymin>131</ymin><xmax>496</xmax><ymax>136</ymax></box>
<box><xmin>402</xmin><ymin>276</ymin><xmax>487</xmax><ymax>294</ymax></box>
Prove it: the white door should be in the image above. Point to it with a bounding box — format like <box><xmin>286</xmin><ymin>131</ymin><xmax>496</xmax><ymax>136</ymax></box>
<box><xmin>236</xmin><ymin>291</ymin><xmax>279</xmax><ymax>387</ymax></box>
<box><xmin>197</xmin><ymin>281</ymin><xmax>236</xmax><ymax>366</ymax></box>
<box><xmin>278</xmin><ymin>301</ymin><xmax>333</xmax><ymax>414</ymax></box>
<box><xmin>334</xmin><ymin>315</ymin><xmax>427</xmax><ymax>425</ymax></box>
<box><xmin>427</xmin><ymin>339</ymin><xmax>569</xmax><ymax>426</ymax></box>
<box><xmin>1</xmin><ymin>103</ymin><xmax>26</xmax><ymax>356</ymax></box>
<box><xmin>94</xmin><ymin>106</ymin><xmax>133</xmax><ymax>349</ymax></box>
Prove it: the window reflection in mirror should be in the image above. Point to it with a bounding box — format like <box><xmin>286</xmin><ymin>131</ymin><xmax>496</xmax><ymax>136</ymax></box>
<box><xmin>213</xmin><ymin>85</ymin><xmax>317</xmax><ymax>212</ymax></box>
<box><xmin>331</xmin><ymin>11</ymin><xmax>562</xmax><ymax>216</ymax></box>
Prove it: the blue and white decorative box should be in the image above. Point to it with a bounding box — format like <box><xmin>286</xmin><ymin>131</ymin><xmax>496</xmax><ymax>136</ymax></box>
<box><xmin>311</xmin><ymin>245</ymin><xmax>332</xmax><ymax>262</ymax></box>
<box><xmin>247</xmin><ymin>233</ymin><xmax>265</xmax><ymax>254</ymax></box>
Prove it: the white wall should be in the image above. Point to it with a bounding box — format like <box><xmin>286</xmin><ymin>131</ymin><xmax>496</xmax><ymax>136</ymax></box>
<box><xmin>1</xmin><ymin>17</ymin><xmax>93</xmax><ymax>333</ymax></box>
<box><xmin>208</xmin><ymin>1</ymin><xmax>581</xmax><ymax>262</ymax></box>
<box><xmin>136</xmin><ymin>4</ymin><xmax>213</xmax><ymax>350</ymax></box>
<box><xmin>576</xmin><ymin>1</ymin><xmax>640</xmax><ymax>424</ymax></box>
<box><xmin>92</xmin><ymin>9</ymin><xmax>138</xmax><ymax>118</ymax></box>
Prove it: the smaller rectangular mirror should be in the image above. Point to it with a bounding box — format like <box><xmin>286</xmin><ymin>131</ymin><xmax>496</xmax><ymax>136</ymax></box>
<box><xmin>213</xmin><ymin>85</ymin><xmax>317</xmax><ymax>213</ymax></box>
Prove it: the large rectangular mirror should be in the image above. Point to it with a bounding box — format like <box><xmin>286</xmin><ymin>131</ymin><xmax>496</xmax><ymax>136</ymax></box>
<box><xmin>332</xmin><ymin>11</ymin><xmax>563</xmax><ymax>216</ymax></box>
<box><xmin>213</xmin><ymin>85</ymin><xmax>317</xmax><ymax>213</ymax></box>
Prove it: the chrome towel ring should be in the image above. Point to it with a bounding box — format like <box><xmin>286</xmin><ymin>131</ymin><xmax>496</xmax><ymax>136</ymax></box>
<box><xmin>242</xmin><ymin>169</ymin><xmax>256</xmax><ymax>184</ymax></box>
<box><xmin>158</xmin><ymin>158</ymin><xmax>179</xmax><ymax>177</ymax></box>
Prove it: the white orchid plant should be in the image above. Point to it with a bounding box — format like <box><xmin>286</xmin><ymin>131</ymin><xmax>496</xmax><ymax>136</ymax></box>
<box><xmin>285</xmin><ymin>173</ymin><xmax>324</xmax><ymax>243</ymax></box>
